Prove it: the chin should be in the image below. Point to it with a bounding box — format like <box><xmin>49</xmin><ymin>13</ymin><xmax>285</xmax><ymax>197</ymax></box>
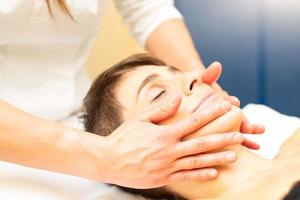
<box><xmin>166</xmin><ymin>106</ymin><xmax>244</xmax><ymax>200</ymax></box>
<box><xmin>184</xmin><ymin>106</ymin><xmax>243</xmax><ymax>140</ymax></box>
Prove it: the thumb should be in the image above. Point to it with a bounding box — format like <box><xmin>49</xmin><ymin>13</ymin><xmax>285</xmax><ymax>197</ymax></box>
<box><xmin>202</xmin><ymin>62</ymin><xmax>223</xmax><ymax>84</ymax></box>
<box><xmin>138</xmin><ymin>92</ymin><xmax>182</xmax><ymax>123</ymax></box>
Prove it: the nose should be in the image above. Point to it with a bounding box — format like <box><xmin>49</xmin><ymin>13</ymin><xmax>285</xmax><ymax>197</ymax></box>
<box><xmin>182</xmin><ymin>71</ymin><xmax>202</xmax><ymax>96</ymax></box>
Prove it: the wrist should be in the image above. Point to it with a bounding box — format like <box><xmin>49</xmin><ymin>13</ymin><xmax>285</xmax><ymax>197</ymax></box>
<box><xmin>83</xmin><ymin>132</ymin><xmax>111</xmax><ymax>182</ymax></box>
<box><xmin>58</xmin><ymin>125</ymin><xmax>110</xmax><ymax>182</ymax></box>
<box><xmin>186</xmin><ymin>59</ymin><xmax>206</xmax><ymax>72</ymax></box>
<box><xmin>79</xmin><ymin>131</ymin><xmax>111</xmax><ymax>182</ymax></box>
<box><xmin>176</xmin><ymin>58</ymin><xmax>206</xmax><ymax>72</ymax></box>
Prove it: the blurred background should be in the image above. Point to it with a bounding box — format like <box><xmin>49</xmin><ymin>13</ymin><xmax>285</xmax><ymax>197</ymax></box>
<box><xmin>85</xmin><ymin>0</ymin><xmax>300</xmax><ymax>116</ymax></box>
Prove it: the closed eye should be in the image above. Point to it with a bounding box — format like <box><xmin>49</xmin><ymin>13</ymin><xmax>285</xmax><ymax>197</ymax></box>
<box><xmin>152</xmin><ymin>90</ymin><xmax>166</xmax><ymax>101</ymax></box>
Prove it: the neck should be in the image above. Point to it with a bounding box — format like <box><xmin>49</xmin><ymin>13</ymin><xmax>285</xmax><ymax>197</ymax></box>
<box><xmin>168</xmin><ymin>145</ymin><xmax>273</xmax><ymax>199</ymax></box>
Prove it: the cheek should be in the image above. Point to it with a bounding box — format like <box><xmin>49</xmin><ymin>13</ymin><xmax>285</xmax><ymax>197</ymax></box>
<box><xmin>154</xmin><ymin>94</ymin><xmax>191</xmax><ymax>125</ymax></box>
<box><xmin>158</xmin><ymin>103</ymin><xmax>190</xmax><ymax>126</ymax></box>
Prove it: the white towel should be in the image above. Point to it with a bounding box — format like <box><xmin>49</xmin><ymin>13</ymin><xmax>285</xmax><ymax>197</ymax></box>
<box><xmin>243</xmin><ymin>104</ymin><xmax>300</xmax><ymax>159</ymax></box>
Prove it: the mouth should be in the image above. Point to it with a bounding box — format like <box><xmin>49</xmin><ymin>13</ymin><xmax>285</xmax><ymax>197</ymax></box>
<box><xmin>191</xmin><ymin>92</ymin><xmax>215</xmax><ymax>113</ymax></box>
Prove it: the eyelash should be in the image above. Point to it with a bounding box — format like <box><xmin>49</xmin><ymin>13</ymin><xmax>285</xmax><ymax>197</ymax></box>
<box><xmin>153</xmin><ymin>90</ymin><xmax>166</xmax><ymax>101</ymax></box>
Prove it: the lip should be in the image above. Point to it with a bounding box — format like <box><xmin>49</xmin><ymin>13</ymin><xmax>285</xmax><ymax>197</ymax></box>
<box><xmin>191</xmin><ymin>92</ymin><xmax>215</xmax><ymax>113</ymax></box>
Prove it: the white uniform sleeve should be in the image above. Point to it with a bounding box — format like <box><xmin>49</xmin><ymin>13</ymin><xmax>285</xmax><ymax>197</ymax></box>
<box><xmin>0</xmin><ymin>0</ymin><xmax>36</xmax><ymax>44</ymax></box>
<box><xmin>114</xmin><ymin>0</ymin><xmax>183</xmax><ymax>47</ymax></box>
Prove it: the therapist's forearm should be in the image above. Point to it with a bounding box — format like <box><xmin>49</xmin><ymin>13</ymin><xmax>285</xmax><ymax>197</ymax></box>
<box><xmin>0</xmin><ymin>100</ymin><xmax>107</xmax><ymax>180</ymax></box>
<box><xmin>145</xmin><ymin>19</ymin><xmax>205</xmax><ymax>72</ymax></box>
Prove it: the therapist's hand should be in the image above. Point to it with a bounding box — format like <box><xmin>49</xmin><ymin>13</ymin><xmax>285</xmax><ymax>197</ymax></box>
<box><xmin>202</xmin><ymin>62</ymin><xmax>265</xmax><ymax>149</ymax></box>
<box><xmin>101</xmin><ymin>93</ymin><xmax>245</xmax><ymax>188</ymax></box>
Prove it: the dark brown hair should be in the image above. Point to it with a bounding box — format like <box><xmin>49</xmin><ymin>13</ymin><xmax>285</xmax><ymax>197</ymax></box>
<box><xmin>82</xmin><ymin>53</ymin><xmax>165</xmax><ymax>136</ymax></box>
<box><xmin>46</xmin><ymin>0</ymin><xmax>74</xmax><ymax>19</ymax></box>
<box><xmin>82</xmin><ymin>54</ymin><xmax>186</xmax><ymax>200</ymax></box>
<box><xmin>284</xmin><ymin>181</ymin><xmax>300</xmax><ymax>200</ymax></box>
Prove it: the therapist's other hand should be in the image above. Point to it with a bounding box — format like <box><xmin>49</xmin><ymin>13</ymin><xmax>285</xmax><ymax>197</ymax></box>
<box><xmin>202</xmin><ymin>62</ymin><xmax>265</xmax><ymax>149</ymax></box>
<box><xmin>102</xmin><ymin>93</ymin><xmax>245</xmax><ymax>189</ymax></box>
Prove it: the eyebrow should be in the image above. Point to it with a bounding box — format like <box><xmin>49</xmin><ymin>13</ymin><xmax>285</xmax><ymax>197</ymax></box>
<box><xmin>168</xmin><ymin>66</ymin><xmax>181</xmax><ymax>73</ymax></box>
<box><xmin>137</xmin><ymin>73</ymin><xmax>159</xmax><ymax>97</ymax></box>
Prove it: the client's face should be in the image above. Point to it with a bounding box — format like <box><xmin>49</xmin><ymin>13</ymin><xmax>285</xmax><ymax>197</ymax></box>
<box><xmin>115</xmin><ymin>65</ymin><xmax>243</xmax><ymax>138</ymax></box>
<box><xmin>115</xmin><ymin>65</ymin><xmax>243</xmax><ymax>199</ymax></box>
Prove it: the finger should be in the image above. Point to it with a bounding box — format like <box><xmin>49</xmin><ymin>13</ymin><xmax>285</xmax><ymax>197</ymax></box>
<box><xmin>211</xmin><ymin>82</ymin><xmax>223</xmax><ymax>92</ymax></box>
<box><xmin>171</xmin><ymin>151</ymin><xmax>237</xmax><ymax>172</ymax></box>
<box><xmin>166</xmin><ymin>168</ymin><xmax>218</xmax><ymax>183</ymax></box>
<box><xmin>202</xmin><ymin>61</ymin><xmax>223</xmax><ymax>84</ymax></box>
<box><xmin>226</xmin><ymin>96</ymin><xmax>241</xmax><ymax>107</ymax></box>
<box><xmin>175</xmin><ymin>132</ymin><xmax>244</xmax><ymax>157</ymax></box>
<box><xmin>252</xmin><ymin>124</ymin><xmax>265</xmax><ymax>134</ymax></box>
<box><xmin>198</xmin><ymin>91</ymin><xmax>226</xmax><ymax>110</ymax></box>
<box><xmin>241</xmin><ymin>119</ymin><xmax>265</xmax><ymax>134</ymax></box>
<box><xmin>138</xmin><ymin>92</ymin><xmax>181</xmax><ymax>123</ymax></box>
<box><xmin>163</xmin><ymin>101</ymin><xmax>231</xmax><ymax>139</ymax></box>
<box><xmin>213</xmin><ymin>89</ymin><xmax>241</xmax><ymax>108</ymax></box>
<box><xmin>242</xmin><ymin>138</ymin><xmax>260</xmax><ymax>150</ymax></box>
<box><xmin>240</xmin><ymin>117</ymin><xmax>253</xmax><ymax>133</ymax></box>
<box><xmin>200</xmin><ymin>91</ymin><xmax>228</xmax><ymax>108</ymax></box>
<box><xmin>214</xmin><ymin>91</ymin><xmax>240</xmax><ymax>107</ymax></box>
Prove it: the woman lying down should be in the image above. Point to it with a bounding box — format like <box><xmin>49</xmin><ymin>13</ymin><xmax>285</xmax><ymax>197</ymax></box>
<box><xmin>82</xmin><ymin>54</ymin><xmax>300</xmax><ymax>200</ymax></box>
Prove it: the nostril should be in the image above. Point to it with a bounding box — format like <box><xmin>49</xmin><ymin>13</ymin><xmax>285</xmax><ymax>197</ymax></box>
<box><xmin>190</xmin><ymin>80</ymin><xmax>197</xmax><ymax>91</ymax></box>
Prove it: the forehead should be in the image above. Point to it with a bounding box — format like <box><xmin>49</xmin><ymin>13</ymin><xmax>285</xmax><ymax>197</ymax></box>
<box><xmin>115</xmin><ymin>65</ymin><xmax>179</xmax><ymax>118</ymax></box>
<box><xmin>118</xmin><ymin>65</ymin><xmax>179</xmax><ymax>89</ymax></box>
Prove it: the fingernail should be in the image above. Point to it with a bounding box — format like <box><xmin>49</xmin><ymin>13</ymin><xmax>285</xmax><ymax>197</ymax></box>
<box><xmin>220</xmin><ymin>101</ymin><xmax>231</xmax><ymax>111</ymax></box>
<box><xmin>246</xmin><ymin>124</ymin><xmax>253</xmax><ymax>133</ymax></box>
<box><xmin>232</xmin><ymin>96</ymin><xmax>240</xmax><ymax>104</ymax></box>
<box><xmin>208</xmin><ymin>169</ymin><xmax>218</xmax><ymax>177</ymax></box>
<box><xmin>257</xmin><ymin>125</ymin><xmax>265</xmax><ymax>129</ymax></box>
<box><xmin>233</xmin><ymin>133</ymin><xmax>244</xmax><ymax>143</ymax></box>
<box><xmin>225</xmin><ymin>152</ymin><xmax>237</xmax><ymax>162</ymax></box>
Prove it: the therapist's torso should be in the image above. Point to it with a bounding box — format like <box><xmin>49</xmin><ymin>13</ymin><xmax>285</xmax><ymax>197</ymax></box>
<box><xmin>0</xmin><ymin>0</ymin><xmax>108</xmax><ymax>121</ymax></box>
